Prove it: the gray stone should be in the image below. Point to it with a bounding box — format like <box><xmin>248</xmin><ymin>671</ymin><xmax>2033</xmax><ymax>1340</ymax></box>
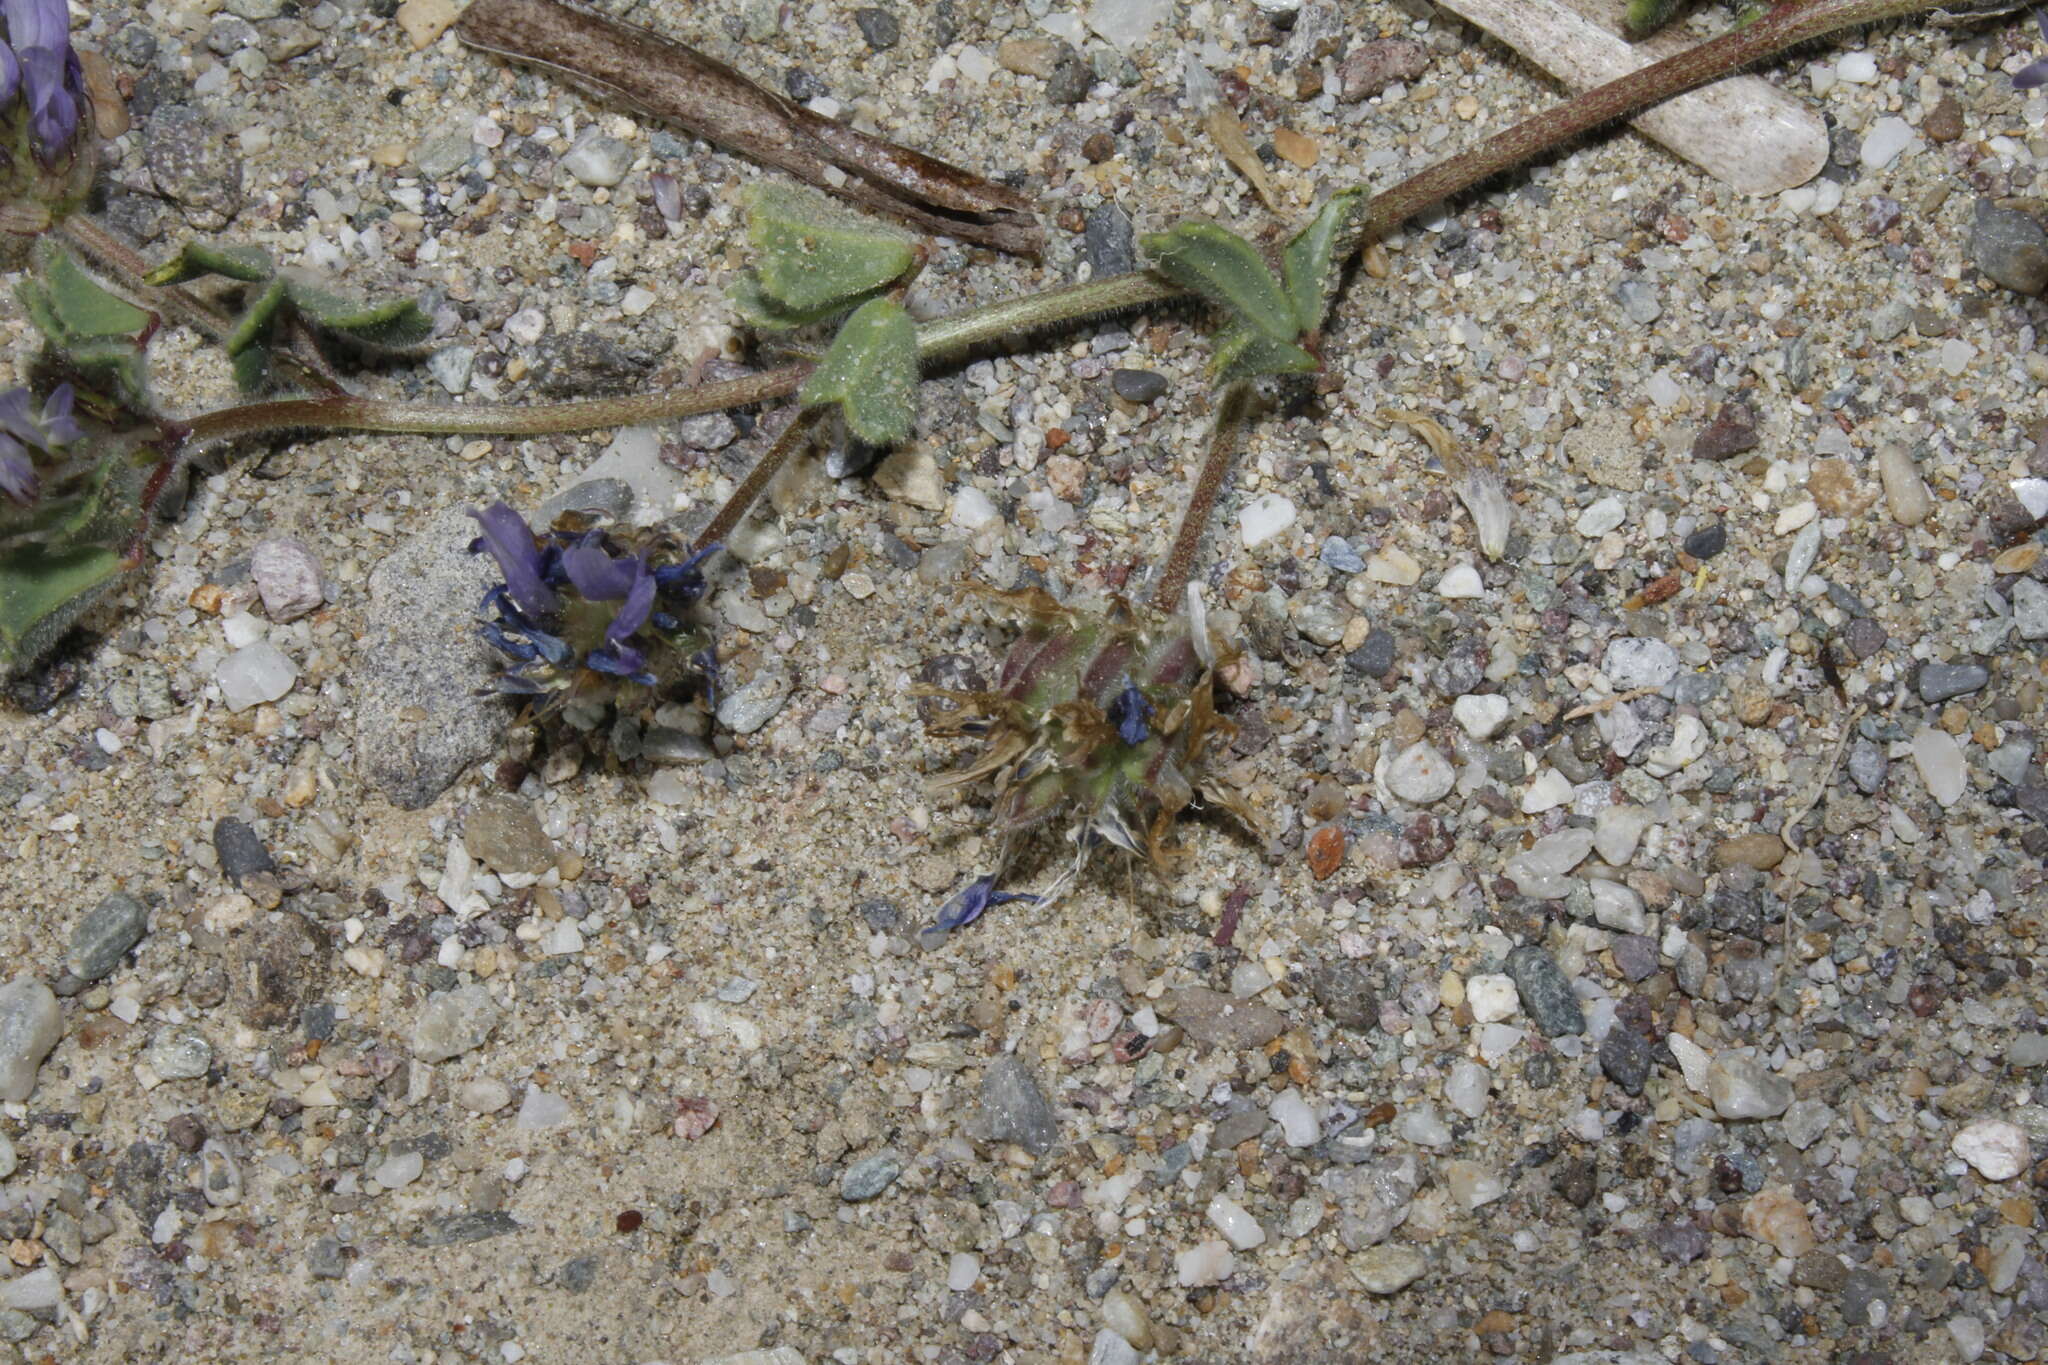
<box><xmin>1084</xmin><ymin>203</ymin><xmax>1136</xmax><ymax>277</ymax></box>
<box><xmin>1614</xmin><ymin>279</ymin><xmax>1661</xmax><ymax>325</ymax></box>
<box><xmin>1970</xmin><ymin>199</ymin><xmax>2048</xmax><ymax>296</ymax></box>
<box><xmin>0</xmin><ymin>1130</ymin><xmax>13</xmax><ymax>1179</ymax></box>
<box><xmin>1506</xmin><ymin>946</ymin><xmax>1583</xmax><ymax>1037</ymax></box>
<box><xmin>216</xmin><ymin>642</ymin><xmax>298</xmax><ymax>712</ymax></box>
<box><xmin>250</xmin><ymin>537</ymin><xmax>325</xmax><ymax>622</ymax></box>
<box><xmin>1847</xmin><ymin>740</ymin><xmax>1888</xmax><ymax>794</ymax></box>
<box><xmin>840</xmin><ymin>1152</ymin><xmax>903</xmax><ymax>1201</ymax></box>
<box><xmin>0</xmin><ymin>977</ymin><xmax>62</xmax><ymax>1102</ymax></box>
<box><xmin>1867</xmin><ymin>299</ymin><xmax>1912</xmax><ymax>342</ymax></box>
<box><xmin>2013</xmin><ymin>578</ymin><xmax>2048</xmax><ymax>641</ymax></box>
<box><xmin>1652</xmin><ymin>1219</ymin><xmax>1708</xmax><ymax>1263</ymax></box>
<box><xmin>562</xmin><ymin>133</ymin><xmax>633</xmax><ymax>188</ymax></box>
<box><xmin>1042</xmin><ymin>40</ymin><xmax>1091</xmax><ymax>104</ymax></box>
<box><xmin>1352</xmin><ymin>1244</ymin><xmax>1427</xmax><ymax>1294</ymax></box>
<box><xmin>716</xmin><ymin>668</ymin><xmax>792</xmax><ymax>735</ymax></box>
<box><xmin>412</xmin><ymin>984</ymin><xmax>502</xmax><ymax>1063</ymax></box>
<box><xmin>1603</xmin><ymin>637</ymin><xmax>1680</xmax><ymax>690</ymax></box>
<box><xmin>428</xmin><ymin>345</ymin><xmax>475</xmax><ymax>396</ymax></box>
<box><xmin>307</xmin><ymin>1236</ymin><xmax>348</xmax><ymax>1278</ymax></box>
<box><xmin>355</xmin><ymin>507</ymin><xmax>507</xmax><ymax>808</ymax></box>
<box><xmin>537</xmin><ymin>478</ymin><xmax>635</xmax><ymax>526</ymax></box>
<box><xmin>1110</xmin><ymin>368</ymin><xmax>1167</xmax><ymax>403</ymax></box>
<box><xmin>973</xmin><ymin>1055</ymin><xmax>1059</xmax><ymax>1154</ymax></box>
<box><xmin>145</xmin><ymin>105</ymin><xmax>244</xmax><ymax>229</ymax></box>
<box><xmin>145</xmin><ymin>1025</ymin><xmax>212</xmax><ymax>1080</ymax></box>
<box><xmin>1161</xmin><ymin>986</ymin><xmax>1288</xmax><ymax>1050</ymax></box>
<box><xmin>67</xmin><ymin>892</ymin><xmax>149</xmax><ymax>982</ymax></box>
<box><xmin>854</xmin><ymin>8</ymin><xmax>900</xmax><ymax>49</ymax></box>
<box><xmin>1779</xmin><ymin>1099</ymin><xmax>1834</xmax><ymax>1150</ymax></box>
<box><xmin>1611</xmin><ymin>934</ymin><xmax>1658</xmax><ymax>982</ymax></box>
<box><xmin>413</xmin><ymin>132</ymin><xmax>472</xmax><ymax>180</ymax></box>
<box><xmin>225</xmin><ymin>0</ymin><xmax>284</xmax><ymax>18</ymax></box>
<box><xmin>677</xmin><ymin>412</ymin><xmax>739</xmax><ymax>451</ymax></box>
<box><xmin>212</xmin><ymin>816</ymin><xmax>276</xmax><ymax>887</ymax></box>
<box><xmin>1599</xmin><ymin>1027</ymin><xmax>1650</xmax><ymax>1095</ymax></box>
<box><xmin>1917</xmin><ymin>661</ymin><xmax>1989</xmax><ymax>703</ymax></box>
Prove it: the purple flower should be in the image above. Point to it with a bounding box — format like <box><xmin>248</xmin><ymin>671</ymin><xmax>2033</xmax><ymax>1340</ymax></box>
<box><xmin>467</xmin><ymin>502</ymin><xmax>561</xmax><ymax>619</ymax></box>
<box><xmin>0</xmin><ymin>382</ymin><xmax>76</xmax><ymax>506</ymax></box>
<box><xmin>2</xmin><ymin>0</ymin><xmax>86</xmax><ymax>162</ymax></box>
<box><xmin>1106</xmin><ymin>678</ymin><xmax>1153</xmax><ymax>746</ymax></box>
<box><xmin>933</xmin><ymin>874</ymin><xmax>1040</xmax><ymax>932</ymax></box>
<box><xmin>2020</xmin><ymin>10</ymin><xmax>2048</xmax><ymax>91</ymax></box>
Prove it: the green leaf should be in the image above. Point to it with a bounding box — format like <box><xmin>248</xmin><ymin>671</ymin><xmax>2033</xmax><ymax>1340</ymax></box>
<box><xmin>729</xmin><ymin>271</ymin><xmax>885</xmax><ymax>331</ymax></box>
<box><xmin>232</xmin><ymin>345</ymin><xmax>274</xmax><ymax>393</ymax></box>
<box><xmin>282</xmin><ymin>281</ymin><xmax>434</xmax><ymax>349</ymax></box>
<box><xmin>799</xmin><ymin>297</ymin><xmax>920</xmax><ymax>446</ymax></box>
<box><xmin>0</xmin><ymin>541</ymin><xmax>131</xmax><ymax>677</ymax></box>
<box><xmin>1211</xmin><ymin>324</ymin><xmax>1318</xmax><ymax>386</ymax></box>
<box><xmin>1280</xmin><ymin>189</ymin><xmax>1366</xmax><ymax>335</ymax></box>
<box><xmin>17</xmin><ymin>248</ymin><xmax>157</xmax><ymax>406</ymax></box>
<box><xmin>1140</xmin><ymin>223</ymin><xmax>1298</xmax><ymax>343</ymax></box>
<box><xmin>227</xmin><ymin>279</ymin><xmax>290</xmax><ymax>356</ymax></box>
<box><xmin>145</xmin><ymin>241</ymin><xmax>277</xmax><ymax>287</ymax></box>
<box><xmin>745</xmin><ymin>182</ymin><xmax>918</xmax><ymax>315</ymax></box>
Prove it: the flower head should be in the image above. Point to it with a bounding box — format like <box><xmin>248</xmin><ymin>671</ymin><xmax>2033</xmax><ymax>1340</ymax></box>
<box><xmin>0</xmin><ymin>381</ymin><xmax>77</xmax><ymax>505</ymax></box>
<box><xmin>465</xmin><ymin>501</ymin><xmax>719</xmax><ymax>714</ymax></box>
<box><xmin>2</xmin><ymin>0</ymin><xmax>83</xmax><ymax>160</ymax></box>
<box><xmin>917</xmin><ymin>587</ymin><xmax>1264</xmax><ymax>911</ymax></box>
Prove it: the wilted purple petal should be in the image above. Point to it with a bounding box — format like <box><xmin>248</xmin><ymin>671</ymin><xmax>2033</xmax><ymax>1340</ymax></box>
<box><xmin>605</xmin><ymin>559</ymin><xmax>655</xmax><ymax>645</ymax></box>
<box><xmin>933</xmin><ymin>874</ymin><xmax>1039</xmax><ymax>931</ymax></box>
<box><xmin>0</xmin><ymin>42</ymin><xmax>19</xmax><ymax>107</ymax></box>
<box><xmin>2019</xmin><ymin>57</ymin><xmax>2048</xmax><ymax>91</ymax></box>
<box><xmin>653</xmin><ymin>542</ymin><xmax>719</xmax><ymax>604</ymax></box>
<box><xmin>0</xmin><ymin>387</ymin><xmax>37</xmax><ymax>446</ymax></box>
<box><xmin>561</xmin><ymin>537</ymin><xmax>640</xmax><ymax>600</ymax></box>
<box><xmin>2</xmin><ymin>0</ymin><xmax>69</xmax><ymax>50</ymax></box>
<box><xmin>0</xmin><ymin>437</ymin><xmax>36</xmax><ymax>505</ymax></box>
<box><xmin>15</xmin><ymin>42</ymin><xmax>79</xmax><ymax>161</ymax></box>
<box><xmin>466</xmin><ymin>502</ymin><xmax>560</xmax><ymax>619</ymax></box>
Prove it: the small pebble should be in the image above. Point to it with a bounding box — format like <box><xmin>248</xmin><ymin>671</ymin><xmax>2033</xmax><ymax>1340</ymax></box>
<box><xmin>1910</xmin><ymin>726</ymin><xmax>1967</xmax><ymax>808</ymax></box>
<box><xmin>1465</xmin><ymin>975</ymin><xmax>1518</xmax><ymax>1025</ymax></box>
<box><xmin>1708</xmin><ymin>1054</ymin><xmax>1794</xmax><ymax>1120</ymax></box>
<box><xmin>216</xmin><ymin>642</ymin><xmax>298</xmax><ymax>712</ymax></box>
<box><xmin>841</xmin><ymin>1152</ymin><xmax>903</xmax><ymax>1201</ymax></box>
<box><xmin>1238</xmin><ymin>494</ymin><xmax>1296</xmax><ymax>549</ymax></box>
<box><xmin>1174</xmin><ymin>1239</ymin><xmax>1234</xmax><ymax>1287</ymax></box>
<box><xmin>1435</xmin><ymin>563</ymin><xmax>1483</xmax><ymax>599</ymax></box>
<box><xmin>1917</xmin><ymin>662</ymin><xmax>1989</xmax><ymax>704</ymax></box>
<box><xmin>1384</xmin><ymin>743</ymin><xmax>1454</xmax><ymax>805</ymax></box>
<box><xmin>1950</xmin><ymin>1120</ymin><xmax>2030</xmax><ymax>1181</ymax></box>
<box><xmin>1205</xmin><ymin>1194</ymin><xmax>1266</xmax><ymax>1249</ymax></box>
<box><xmin>1109</xmin><ymin>368</ymin><xmax>1167</xmax><ymax>403</ymax></box>
<box><xmin>1352</xmin><ymin>1244</ymin><xmax>1427</xmax><ymax>1294</ymax></box>
<box><xmin>250</xmin><ymin>538</ymin><xmax>325</xmax><ymax>622</ymax></box>
<box><xmin>0</xmin><ymin>978</ymin><xmax>63</xmax><ymax>1102</ymax></box>
<box><xmin>1453</xmin><ymin>694</ymin><xmax>1509</xmax><ymax>739</ymax></box>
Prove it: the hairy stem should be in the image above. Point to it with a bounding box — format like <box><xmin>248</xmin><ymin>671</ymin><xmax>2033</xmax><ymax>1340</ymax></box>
<box><xmin>692</xmin><ymin>406</ymin><xmax>825</xmax><ymax>552</ymax></box>
<box><xmin>181</xmin><ymin>367</ymin><xmax>810</xmax><ymax>448</ymax></box>
<box><xmin>1154</xmin><ymin>382</ymin><xmax>1253</xmax><ymax>610</ymax></box>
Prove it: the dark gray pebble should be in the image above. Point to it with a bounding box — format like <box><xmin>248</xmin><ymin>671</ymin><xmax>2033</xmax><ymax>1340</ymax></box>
<box><xmin>1599</xmin><ymin>1027</ymin><xmax>1650</xmax><ymax>1095</ymax></box>
<box><xmin>212</xmin><ymin>817</ymin><xmax>275</xmax><ymax>886</ymax></box>
<box><xmin>67</xmin><ymin>892</ymin><xmax>150</xmax><ymax>983</ymax></box>
<box><xmin>1507</xmin><ymin>945</ymin><xmax>1583</xmax><ymax>1037</ymax></box>
<box><xmin>973</xmin><ymin>1056</ymin><xmax>1059</xmax><ymax>1155</ymax></box>
<box><xmin>1916</xmin><ymin>661</ymin><xmax>1989</xmax><ymax>703</ymax></box>
<box><xmin>1110</xmin><ymin>368</ymin><xmax>1168</xmax><ymax>403</ymax></box>
<box><xmin>1682</xmin><ymin>523</ymin><xmax>1726</xmax><ymax>559</ymax></box>
<box><xmin>841</xmin><ymin>1152</ymin><xmax>903</xmax><ymax>1202</ymax></box>
<box><xmin>854</xmin><ymin>7</ymin><xmax>900</xmax><ymax>50</ymax></box>
<box><xmin>1084</xmin><ymin>203</ymin><xmax>1136</xmax><ymax>277</ymax></box>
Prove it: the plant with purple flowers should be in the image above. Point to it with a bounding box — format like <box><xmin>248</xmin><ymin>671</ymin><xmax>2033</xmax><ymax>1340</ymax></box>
<box><xmin>465</xmin><ymin>502</ymin><xmax>720</xmax><ymax>716</ymax></box>
<box><xmin>1</xmin><ymin>0</ymin><xmax>94</xmax><ymax>254</ymax></box>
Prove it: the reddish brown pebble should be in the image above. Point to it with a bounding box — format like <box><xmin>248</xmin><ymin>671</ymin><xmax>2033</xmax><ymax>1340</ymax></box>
<box><xmin>616</xmin><ymin>1209</ymin><xmax>643</xmax><ymax>1233</ymax></box>
<box><xmin>1362</xmin><ymin>1102</ymin><xmax>1397</xmax><ymax>1128</ymax></box>
<box><xmin>1082</xmin><ymin>131</ymin><xmax>1115</xmax><ymax>162</ymax></box>
<box><xmin>1306</xmin><ymin>824</ymin><xmax>1345</xmax><ymax>880</ymax></box>
<box><xmin>1923</xmin><ymin>95</ymin><xmax>1963</xmax><ymax>143</ymax></box>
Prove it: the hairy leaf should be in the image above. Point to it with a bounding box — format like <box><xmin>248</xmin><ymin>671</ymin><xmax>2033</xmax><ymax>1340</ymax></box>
<box><xmin>745</xmin><ymin>182</ymin><xmax>919</xmax><ymax>315</ymax></box>
<box><xmin>1140</xmin><ymin>223</ymin><xmax>1298</xmax><ymax>343</ymax></box>
<box><xmin>1280</xmin><ymin>189</ymin><xmax>1366</xmax><ymax>334</ymax></box>
<box><xmin>729</xmin><ymin>271</ymin><xmax>885</xmax><ymax>331</ymax></box>
<box><xmin>0</xmin><ymin>541</ymin><xmax>131</xmax><ymax>676</ymax></box>
<box><xmin>18</xmin><ymin>248</ymin><xmax>156</xmax><ymax>406</ymax></box>
<box><xmin>283</xmin><ymin>281</ymin><xmax>435</xmax><ymax>350</ymax></box>
<box><xmin>798</xmin><ymin>297</ymin><xmax>919</xmax><ymax>445</ymax></box>
<box><xmin>1211</xmin><ymin>324</ymin><xmax>1318</xmax><ymax>386</ymax></box>
<box><xmin>1624</xmin><ymin>0</ymin><xmax>1685</xmax><ymax>37</ymax></box>
<box><xmin>227</xmin><ymin>279</ymin><xmax>290</xmax><ymax>356</ymax></box>
<box><xmin>145</xmin><ymin>241</ymin><xmax>277</xmax><ymax>286</ymax></box>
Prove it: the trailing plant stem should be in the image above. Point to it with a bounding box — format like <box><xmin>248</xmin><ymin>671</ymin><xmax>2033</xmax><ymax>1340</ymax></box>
<box><xmin>692</xmin><ymin>406</ymin><xmax>825</xmax><ymax>552</ymax></box>
<box><xmin>1154</xmin><ymin>381</ymin><xmax>1252</xmax><ymax>611</ymax></box>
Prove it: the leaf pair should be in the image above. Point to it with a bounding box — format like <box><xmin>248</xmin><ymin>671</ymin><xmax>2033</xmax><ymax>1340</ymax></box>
<box><xmin>1139</xmin><ymin>190</ymin><xmax>1365</xmax><ymax>385</ymax></box>
<box><xmin>145</xmin><ymin>242</ymin><xmax>433</xmax><ymax>391</ymax></box>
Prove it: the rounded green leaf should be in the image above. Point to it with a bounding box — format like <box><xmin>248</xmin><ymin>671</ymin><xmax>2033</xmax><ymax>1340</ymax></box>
<box><xmin>1280</xmin><ymin>189</ymin><xmax>1366</xmax><ymax>334</ymax></box>
<box><xmin>798</xmin><ymin>297</ymin><xmax>919</xmax><ymax>446</ymax></box>
<box><xmin>745</xmin><ymin>183</ymin><xmax>919</xmax><ymax>316</ymax></box>
<box><xmin>1140</xmin><ymin>223</ymin><xmax>1297</xmax><ymax>343</ymax></box>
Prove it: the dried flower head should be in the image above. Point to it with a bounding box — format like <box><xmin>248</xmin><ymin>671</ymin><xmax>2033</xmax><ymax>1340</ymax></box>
<box><xmin>1</xmin><ymin>0</ymin><xmax>94</xmax><ymax>252</ymax></box>
<box><xmin>918</xmin><ymin>586</ymin><xmax>1262</xmax><ymax>918</ymax></box>
<box><xmin>466</xmin><ymin>501</ymin><xmax>718</xmax><ymax>713</ymax></box>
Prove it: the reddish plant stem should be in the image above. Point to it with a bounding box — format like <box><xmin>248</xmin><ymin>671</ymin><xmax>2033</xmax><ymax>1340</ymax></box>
<box><xmin>1153</xmin><ymin>382</ymin><xmax>1252</xmax><ymax>610</ymax></box>
<box><xmin>691</xmin><ymin>406</ymin><xmax>825</xmax><ymax>553</ymax></box>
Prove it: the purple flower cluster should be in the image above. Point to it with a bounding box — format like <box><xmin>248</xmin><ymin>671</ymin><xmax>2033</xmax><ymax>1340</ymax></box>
<box><xmin>0</xmin><ymin>381</ymin><xmax>78</xmax><ymax>505</ymax></box>
<box><xmin>466</xmin><ymin>502</ymin><xmax>717</xmax><ymax>698</ymax></box>
<box><xmin>2</xmin><ymin>0</ymin><xmax>86</xmax><ymax>162</ymax></box>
